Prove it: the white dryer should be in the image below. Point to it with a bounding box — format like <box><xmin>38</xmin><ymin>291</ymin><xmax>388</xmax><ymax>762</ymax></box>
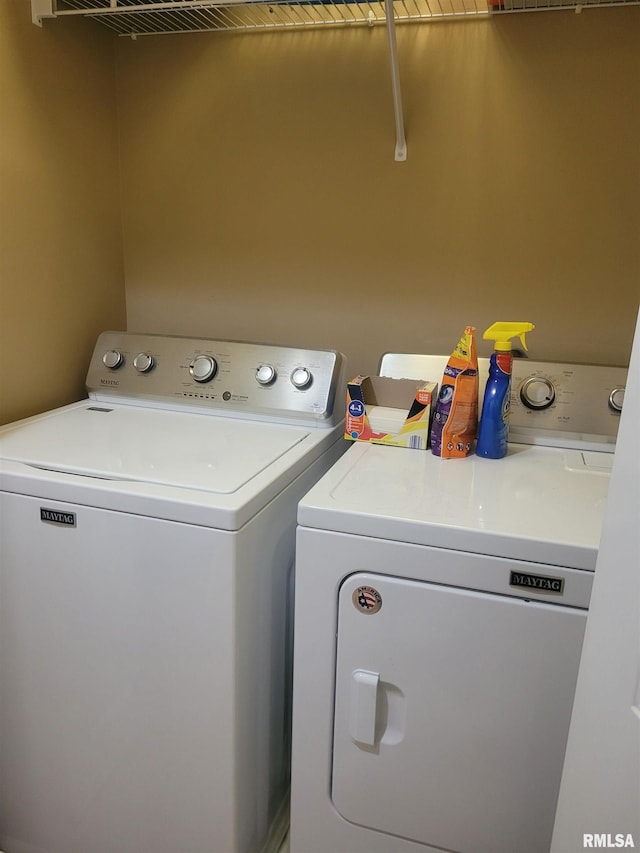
<box><xmin>290</xmin><ymin>355</ymin><xmax>627</xmax><ymax>853</ymax></box>
<box><xmin>0</xmin><ymin>331</ymin><xmax>346</xmax><ymax>853</ymax></box>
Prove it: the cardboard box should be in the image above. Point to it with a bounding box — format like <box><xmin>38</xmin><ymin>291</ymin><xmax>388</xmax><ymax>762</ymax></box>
<box><xmin>345</xmin><ymin>375</ymin><xmax>438</xmax><ymax>450</ymax></box>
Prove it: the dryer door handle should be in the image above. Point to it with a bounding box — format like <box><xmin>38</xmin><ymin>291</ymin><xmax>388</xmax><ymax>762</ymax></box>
<box><xmin>349</xmin><ymin>669</ymin><xmax>380</xmax><ymax>746</ymax></box>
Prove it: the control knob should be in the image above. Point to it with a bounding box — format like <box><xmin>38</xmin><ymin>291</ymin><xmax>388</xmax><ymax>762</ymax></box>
<box><xmin>189</xmin><ymin>355</ymin><xmax>217</xmax><ymax>383</ymax></box>
<box><xmin>608</xmin><ymin>387</ymin><xmax>625</xmax><ymax>412</ymax></box>
<box><xmin>102</xmin><ymin>349</ymin><xmax>124</xmax><ymax>370</ymax></box>
<box><xmin>133</xmin><ymin>352</ymin><xmax>155</xmax><ymax>373</ymax></box>
<box><xmin>519</xmin><ymin>376</ymin><xmax>556</xmax><ymax>410</ymax></box>
<box><xmin>256</xmin><ymin>364</ymin><xmax>277</xmax><ymax>386</ymax></box>
<box><xmin>290</xmin><ymin>367</ymin><xmax>313</xmax><ymax>389</ymax></box>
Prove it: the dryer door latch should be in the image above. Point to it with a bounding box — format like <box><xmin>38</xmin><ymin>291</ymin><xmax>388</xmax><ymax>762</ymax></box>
<box><xmin>349</xmin><ymin>669</ymin><xmax>380</xmax><ymax>746</ymax></box>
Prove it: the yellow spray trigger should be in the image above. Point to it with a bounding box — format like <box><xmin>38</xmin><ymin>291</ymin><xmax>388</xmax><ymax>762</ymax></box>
<box><xmin>482</xmin><ymin>322</ymin><xmax>535</xmax><ymax>352</ymax></box>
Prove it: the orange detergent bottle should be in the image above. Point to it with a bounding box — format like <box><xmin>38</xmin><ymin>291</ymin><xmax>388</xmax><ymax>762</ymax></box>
<box><xmin>430</xmin><ymin>326</ymin><xmax>479</xmax><ymax>458</ymax></box>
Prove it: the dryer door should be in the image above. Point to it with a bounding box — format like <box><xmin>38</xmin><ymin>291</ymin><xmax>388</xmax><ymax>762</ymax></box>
<box><xmin>332</xmin><ymin>572</ymin><xmax>586</xmax><ymax>853</ymax></box>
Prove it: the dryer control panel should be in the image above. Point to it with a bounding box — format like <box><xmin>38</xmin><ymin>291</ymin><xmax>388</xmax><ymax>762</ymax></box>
<box><xmin>508</xmin><ymin>360</ymin><xmax>627</xmax><ymax>447</ymax></box>
<box><xmin>379</xmin><ymin>353</ymin><xmax>627</xmax><ymax>451</ymax></box>
<box><xmin>87</xmin><ymin>332</ymin><xmax>346</xmax><ymax>426</ymax></box>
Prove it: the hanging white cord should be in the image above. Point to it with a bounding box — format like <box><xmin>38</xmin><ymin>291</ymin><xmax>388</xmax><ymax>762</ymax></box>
<box><xmin>384</xmin><ymin>0</ymin><xmax>407</xmax><ymax>162</ymax></box>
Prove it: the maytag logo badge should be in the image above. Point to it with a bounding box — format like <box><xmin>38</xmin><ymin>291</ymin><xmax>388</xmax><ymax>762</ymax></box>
<box><xmin>510</xmin><ymin>570</ymin><xmax>564</xmax><ymax>595</ymax></box>
<box><xmin>40</xmin><ymin>508</ymin><xmax>76</xmax><ymax>527</ymax></box>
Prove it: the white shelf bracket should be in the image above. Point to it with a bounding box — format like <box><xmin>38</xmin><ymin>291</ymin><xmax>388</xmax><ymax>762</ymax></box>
<box><xmin>31</xmin><ymin>0</ymin><xmax>56</xmax><ymax>27</ymax></box>
<box><xmin>384</xmin><ymin>0</ymin><xmax>407</xmax><ymax>162</ymax></box>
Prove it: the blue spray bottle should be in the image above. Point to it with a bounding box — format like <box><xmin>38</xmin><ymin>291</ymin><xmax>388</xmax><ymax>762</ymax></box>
<box><xmin>476</xmin><ymin>322</ymin><xmax>535</xmax><ymax>459</ymax></box>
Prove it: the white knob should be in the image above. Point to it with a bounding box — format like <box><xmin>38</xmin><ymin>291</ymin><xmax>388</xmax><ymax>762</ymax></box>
<box><xmin>609</xmin><ymin>387</ymin><xmax>625</xmax><ymax>412</ymax></box>
<box><xmin>189</xmin><ymin>355</ymin><xmax>217</xmax><ymax>383</ymax></box>
<box><xmin>256</xmin><ymin>364</ymin><xmax>277</xmax><ymax>386</ymax></box>
<box><xmin>102</xmin><ymin>349</ymin><xmax>123</xmax><ymax>370</ymax></box>
<box><xmin>291</xmin><ymin>367</ymin><xmax>312</xmax><ymax>389</ymax></box>
<box><xmin>519</xmin><ymin>376</ymin><xmax>555</xmax><ymax>410</ymax></box>
<box><xmin>133</xmin><ymin>352</ymin><xmax>154</xmax><ymax>373</ymax></box>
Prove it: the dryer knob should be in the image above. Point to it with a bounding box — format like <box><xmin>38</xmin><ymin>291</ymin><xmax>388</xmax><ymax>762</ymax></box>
<box><xmin>291</xmin><ymin>367</ymin><xmax>313</xmax><ymax>389</ymax></box>
<box><xmin>519</xmin><ymin>376</ymin><xmax>555</xmax><ymax>410</ymax></box>
<box><xmin>102</xmin><ymin>349</ymin><xmax>124</xmax><ymax>370</ymax></box>
<box><xmin>189</xmin><ymin>355</ymin><xmax>217</xmax><ymax>383</ymax></box>
<box><xmin>133</xmin><ymin>352</ymin><xmax>155</xmax><ymax>373</ymax></box>
<box><xmin>608</xmin><ymin>387</ymin><xmax>625</xmax><ymax>412</ymax></box>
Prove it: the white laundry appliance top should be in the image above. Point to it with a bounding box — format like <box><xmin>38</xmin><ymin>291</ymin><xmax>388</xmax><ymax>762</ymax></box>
<box><xmin>298</xmin><ymin>353</ymin><xmax>627</xmax><ymax>571</ymax></box>
<box><xmin>0</xmin><ymin>403</ymin><xmax>311</xmax><ymax>490</ymax></box>
<box><xmin>297</xmin><ymin>441</ymin><xmax>611</xmax><ymax>570</ymax></box>
<box><xmin>0</xmin><ymin>332</ymin><xmax>346</xmax><ymax>529</ymax></box>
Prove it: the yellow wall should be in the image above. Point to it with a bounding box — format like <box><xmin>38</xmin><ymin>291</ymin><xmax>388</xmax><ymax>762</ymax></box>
<box><xmin>117</xmin><ymin>8</ymin><xmax>640</xmax><ymax>377</ymax></box>
<box><xmin>1</xmin><ymin>4</ymin><xmax>638</xmax><ymax>426</ymax></box>
<box><xmin>0</xmin><ymin>4</ymin><xmax>126</xmax><ymax>425</ymax></box>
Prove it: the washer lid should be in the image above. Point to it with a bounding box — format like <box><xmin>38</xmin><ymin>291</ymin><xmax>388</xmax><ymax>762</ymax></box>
<box><xmin>297</xmin><ymin>442</ymin><xmax>612</xmax><ymax>570</ymax></box>
<box><xmin>0</xmin><ymin>403</ymin><xmax>308</xmax><ymax>493</ymax></box>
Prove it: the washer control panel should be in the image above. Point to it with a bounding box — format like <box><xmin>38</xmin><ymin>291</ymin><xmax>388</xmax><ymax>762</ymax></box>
<box><xmin>87</xmin><ymin>332</ymin><xmax>346</xmax><ymax>426</ymax></box>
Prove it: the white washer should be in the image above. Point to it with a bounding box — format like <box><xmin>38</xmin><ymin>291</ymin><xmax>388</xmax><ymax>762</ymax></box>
<box><xmin>290</xmin><ymin>354</ymin><xmax>627</xmax><ymax>853</ymax></box>
<box><xmin>0</xmin><ymin>331</ymin><xmax>347</xmax><ymax>853</ymax></box>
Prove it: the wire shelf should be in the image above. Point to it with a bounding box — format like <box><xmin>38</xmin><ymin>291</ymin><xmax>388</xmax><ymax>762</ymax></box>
<box><xmin>49</xmin><ymin>0</ymin><xmax>484</xmax><ymax>36</ymax></box>
<box><xmin>35</xmin><ymin>0</ymin><xmax>636</xmax><ymax>36</ymax></box>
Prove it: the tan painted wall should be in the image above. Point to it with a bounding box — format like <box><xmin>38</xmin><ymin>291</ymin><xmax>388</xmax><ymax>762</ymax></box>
<box><xmin>1</xmin><ymin>5</ymin><xmax>637</xmax><ymax>428</ymax></box>
<box><xmin>118</xmin><ymin>8</ymin><xmax>640</xmax><ymax>378</ymax></box>
<box><xmin>0</xmin><ymin>4</ymin><xmax>126</xmax><ymax>426</ymax></box>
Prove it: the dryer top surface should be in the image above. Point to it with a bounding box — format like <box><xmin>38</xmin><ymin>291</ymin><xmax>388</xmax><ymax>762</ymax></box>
<box><xmin>297</xmin><ymin>441</ymin><xmax>612</xmax><ymax>570</ymax></box>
